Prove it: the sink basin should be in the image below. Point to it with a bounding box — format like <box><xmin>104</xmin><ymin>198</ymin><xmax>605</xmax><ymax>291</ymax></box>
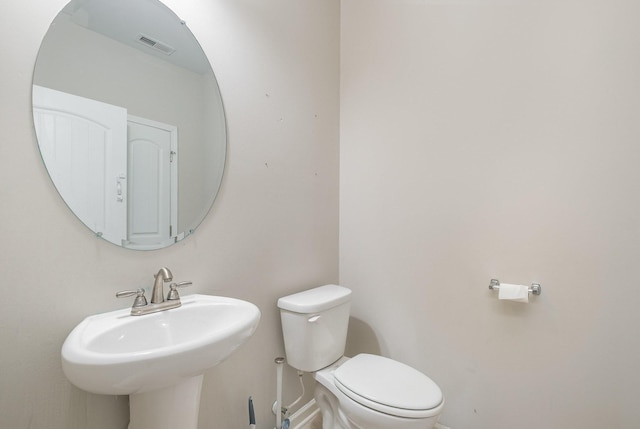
<box><xmin>62</xmin><ymin>294</ymin><xmax>261</xmax><ymax>395</ymax></box>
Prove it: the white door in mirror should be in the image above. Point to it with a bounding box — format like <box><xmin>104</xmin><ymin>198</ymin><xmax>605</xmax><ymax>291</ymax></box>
<box><xmin>126</xmin><ymin>116</ymin><xmax>178</xmax><ymax>249</ymax></box>
<box><xmin>33</xmin><ymin>85</ymin><xmax>128</xmax><ymax>243</ymax></box>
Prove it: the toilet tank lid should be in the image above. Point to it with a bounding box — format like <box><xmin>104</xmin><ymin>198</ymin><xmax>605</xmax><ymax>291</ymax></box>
<box><xmin>278</xmin><ymin>285</ymin><xmax>352</xmax><ymax>313</ymax></box>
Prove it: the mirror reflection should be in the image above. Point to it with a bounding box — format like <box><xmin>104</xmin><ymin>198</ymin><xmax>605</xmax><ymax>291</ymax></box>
<box><xmin>32</xmin><ymin>0</ymin><xmax>226</xmax><ymax>250</ymax></box>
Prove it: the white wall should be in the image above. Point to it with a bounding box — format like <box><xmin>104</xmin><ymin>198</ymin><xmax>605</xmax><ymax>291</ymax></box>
<box><xmin>0</xmin><ymin>0</ymin><xmax>339</xmax><ymax>427</ymax></box>
<box><xmin>340</xmin><ymin>0</ymin><xmax>640</xmax><ymax>428</ymax></box>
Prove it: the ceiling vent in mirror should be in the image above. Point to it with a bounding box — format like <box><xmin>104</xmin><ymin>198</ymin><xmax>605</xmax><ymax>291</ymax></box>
<box><xmin>136</xmin><ymin>34</ymin><xmax>176</xmax><ymax>55</ymax></box>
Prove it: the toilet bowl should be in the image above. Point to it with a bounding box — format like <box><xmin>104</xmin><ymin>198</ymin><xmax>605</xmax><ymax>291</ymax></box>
<box><xmin>278</xmin><ymin>285</ymin><xmax>444</xmax><ymax>429</ymax></box>
<box><xmin>314</xmin><ymin>355</ymin><xmax>444</xmax><ymax>429</ymax></box>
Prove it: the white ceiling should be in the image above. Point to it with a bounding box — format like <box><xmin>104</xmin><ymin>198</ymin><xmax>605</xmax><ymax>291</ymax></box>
<box><xmin>61</xmin><ymin>0</ymin><xmax>212</xmax><ymax>74</ymax></box>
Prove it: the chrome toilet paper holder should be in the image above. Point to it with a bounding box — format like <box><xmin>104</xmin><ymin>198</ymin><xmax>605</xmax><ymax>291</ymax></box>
<box><xmin>489</xmin><ymin>278</ymin><xmax>542</xmax><ymax>296</ymax></box>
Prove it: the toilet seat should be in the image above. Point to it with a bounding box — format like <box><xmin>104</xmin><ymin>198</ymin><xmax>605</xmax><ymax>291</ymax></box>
<box><xmin>333</xmin><ymin>354</ymin><xmax>443</xmax><ymax>419</ymax></box>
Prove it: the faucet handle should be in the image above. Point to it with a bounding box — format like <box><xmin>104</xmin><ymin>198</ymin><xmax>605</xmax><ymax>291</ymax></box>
<box><xmin>167</xmin><ymin>281</ymin><xmax>193</xmax><ymax>301</ymax></box>
<box><xmin>116</xmin><ymin>288</ymin><xmax>148</xmax><ymax>308</ymax></box>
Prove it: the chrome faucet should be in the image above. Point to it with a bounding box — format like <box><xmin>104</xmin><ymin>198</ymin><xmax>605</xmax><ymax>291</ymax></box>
<box><xmin>151</xmin><ymin>267</ymin><xmax>173</xmax><ymax>304</ymax></box>
<box><xmin>116</xmin><ymin>267</ymin><xmax>192</xmax><ymax>316</ymax></box>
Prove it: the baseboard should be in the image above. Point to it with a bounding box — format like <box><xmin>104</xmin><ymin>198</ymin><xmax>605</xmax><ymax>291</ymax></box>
<box><xmin>289</xmin><ymin>399</ymin><xmax>320</xmax><ymax>428</ymax></box>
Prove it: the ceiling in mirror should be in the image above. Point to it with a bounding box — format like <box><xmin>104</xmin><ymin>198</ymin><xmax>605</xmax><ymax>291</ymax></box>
<box><xmin>32</xmin><ymin>0</ymin><xmax>227</xmax><ymax>250</ymax></box>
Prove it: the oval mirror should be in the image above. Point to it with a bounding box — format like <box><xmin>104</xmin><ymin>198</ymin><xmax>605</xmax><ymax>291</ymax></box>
<box><xmin>32</xmin><ymin>0</ymin><xmax>226</xmax><ymax>250</ymax></box>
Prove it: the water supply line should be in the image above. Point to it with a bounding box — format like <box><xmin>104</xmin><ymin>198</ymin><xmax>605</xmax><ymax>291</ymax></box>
<box><xmin>285</xmin><ymin>371</ymin><xmax>305</xmax><ymax>413</ymax></box>
<box><xmin>273</xmin><ymin>357</ymin><xmax>306</xmax><ymax>429</ymax></box>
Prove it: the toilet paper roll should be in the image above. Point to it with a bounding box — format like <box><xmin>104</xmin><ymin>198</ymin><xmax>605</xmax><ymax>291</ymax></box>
<box><xmin>498</xmin><ymin>283</ymin><xmax>529</xmax><ymax>303</ymax></box>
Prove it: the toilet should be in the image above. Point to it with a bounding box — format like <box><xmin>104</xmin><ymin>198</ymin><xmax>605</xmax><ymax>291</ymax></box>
<box><xmin>278</xmin><ymin>285</ymin><xmax>444</xmax><ymax>429</ymax></box>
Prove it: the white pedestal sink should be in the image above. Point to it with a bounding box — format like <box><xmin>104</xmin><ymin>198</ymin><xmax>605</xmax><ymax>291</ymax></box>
<box><xmin>61</xmin><ymin>294</ymin><xmax>261</xmax><ymax>429</ymax></box>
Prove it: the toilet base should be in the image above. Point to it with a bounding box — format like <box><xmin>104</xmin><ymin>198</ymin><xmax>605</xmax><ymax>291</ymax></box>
<box><xmin>314</xmin><ymin>382</ymin><xmax>350</xmax><ymax>429</ymax></box>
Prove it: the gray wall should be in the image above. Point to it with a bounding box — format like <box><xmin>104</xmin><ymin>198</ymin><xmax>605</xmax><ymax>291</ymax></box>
<box><xmin>4</xmin><ymin>0</ymin><xmax>639</xmax><ymax>428</ymax></box>
<box><xmin>340</xmin><ymin>0</ymin><xmax>640</xmax><ymax>428</ymax></box>
<box><xmin>0</xmin><ymin>0</ymin><xmax>339</xmax><ymax>427</ymax></box>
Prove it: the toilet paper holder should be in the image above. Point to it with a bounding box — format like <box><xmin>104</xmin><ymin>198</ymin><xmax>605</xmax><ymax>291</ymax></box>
<box><xmin>489</xmin><ymin>279</ymin><xmax>542</xmax><ymax>295</ymax></box>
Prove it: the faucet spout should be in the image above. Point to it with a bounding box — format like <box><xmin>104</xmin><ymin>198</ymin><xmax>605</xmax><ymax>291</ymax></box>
<box><xmin>151</xmin><ymin>267</ymin><xmax>173</xmax><ymax>304</ymax></box>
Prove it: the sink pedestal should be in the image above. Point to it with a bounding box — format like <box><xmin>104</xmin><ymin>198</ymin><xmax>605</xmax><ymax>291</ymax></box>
<box><xmin>129</xmin><ymin>375</ymin><xmax>204</xmax><ymax>429</ymax></box>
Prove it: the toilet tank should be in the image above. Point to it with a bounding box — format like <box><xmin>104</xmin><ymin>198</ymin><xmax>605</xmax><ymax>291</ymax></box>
<box><xmin>277</xmin><ymin>285</ymin><xmax>352</xmax><ymax>372</ymax></box>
